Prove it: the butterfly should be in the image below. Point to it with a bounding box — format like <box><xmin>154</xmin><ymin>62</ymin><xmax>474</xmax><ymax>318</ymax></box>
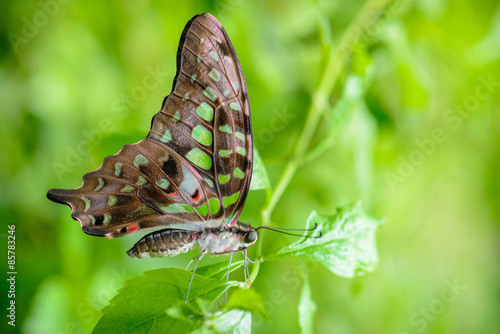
<box><xmin>47</xmin><ymin>13</ymin><xmax>319</xmax><ymax>303</ymax></box>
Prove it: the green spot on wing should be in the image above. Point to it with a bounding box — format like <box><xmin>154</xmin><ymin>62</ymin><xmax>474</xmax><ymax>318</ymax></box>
<box><xmin>209</xmin><ymin>198</ymin><xmax>221</xmax><ymax>215</ymax></box>
<box><xmin>203</xmin><ymin>87</ymin><xmax>217</xmax><ymax>102</ymax></box>
<box><xmin>213</xmin><ymin>35</ymin><xmax>221</xmax><ymax>43</ymax></box>
<box><xmin>108</xmin><ymin>196</ymin><xmax>117</xmax><ymax>206</ymax></box>
<box><xmin>195</xmin><ymin>203</ymin><xmax>209</xmax><ymax>216</ymax></box>
<box><xmin>205</xmin><ymin>178</ymin><xmax>214</xmax><ymax>188</ymax></box>
<box><xmin>136</xmin><ymin>176</ymin><xmax>148</xmax><ymax>186</ymax></box>
<box><xmin>103</xmin><ymin>213</ymin><xmax>111</xmax><ymax>225</ymax></box>
<box><xmin>219</xmin><ymin>149</ymin><xmax>233</xmax><ymax>158</ymax></box>
<box><xmin>114</xmin><ymin>163</ymin><xmax>123</xmax><ymax>177</ymax></box>
<box><xmin>133</xmin><ymin>154</ymin><xmax>148</xmax><ymax>167</ymax></box>
<box><xmin>219</xmin><ymin>124</ymin><xmax>232</xmax><ymax>134</ymax></box>
<box><xmin>196</xmin><ymin>103</ymin><xmax>214</xmax><ymax>121</ymax></box>
<box><xmin>223</xmin><ymin>90</ymin><xmax>229</xmax><ymax>97</ymax></box>
<box><xmin>233</xmin><ymin>168</ymin><xmax>245</xmax><ymax>179</ymax></box>
<box><xmin>127</xmin><ymin>206</ymin><xmax>157</xmax><ymax>219</ymax></box>
<box><xmin>218</xmin><ymin>174</ymin><xmax>231</xmax><ymax>184</ymax></box>
<box><xmin>158</xmin><ymin>203</ymin><xmax>194</xmax><ymax>213</ymax></box>
<box><xmin>192</xmin><ymin>125</ymin><xmax>213</xmax><ymax>146</ymax></box>
<box><xmin>235</xmin><ymin>132</ymin><xmax>245</xmax><ymax>141</ymax></box>
<box><xmin>210</xmin><ymin>51</ymin><xmax>219</xmax><ymax>61</ymax></box>
<box><xmin>121</xmin><ymin>185</ymin><xmax>135</xmax><ymax>193</ymax></box>
<box><xmin>236</xmin><ymin>147</ymin><xmax>247</xmax><ymax>156</ymax></box>
<box><xmin>223</xmin><ymin>191</ymin><xmax>240</xmax><ymax>208</ymax></box>
<box><xmin>209</xmin><ymin>68</ymin><xmax>221</xmax><ymax>82</ymax></box>
<box><xmin>191</xmin><ymin>74</ymin><xmax>197</xmax><ymax>82</ymax></box>
<box><xmin>156</xmin><ymin>178</ymin><xmax>170</xmax><ymax>189</ymax></box>
<box><xmin>184</xmin><ymin>205</ymin><xmax>195</xmax><ymax>213</ymax></box>
<box><xmin>183</xmin><ymin>93</ymin><xmax>190</xmax><ymax>100</ymax></box>
<box><xmin>230</xmin><ymin>102</ymin><xmax>240</xmax><ymax>111</ymax></box>
<box><xmin>161</xmin><ymin>130</ymin><xmax>172</xmax><ymax>143</ymax></box>
<box><xmin>186</xmin><ymin>148</ymin><xmax>212</xmax><ymax>170</ymax></box>
<box><xmin>172</xmin><ymin>112</ymin><xmax>181</xmax><ymax>122</ymax></box>
<box><xmin>95</xmin><ymin>178</ymin><xmax>105</xmax><ymax>191</ymax></box>
<box><xmin>82</xmin><ymin>197</ymin><xmax>91</xmax><ymax>211</ymax></box>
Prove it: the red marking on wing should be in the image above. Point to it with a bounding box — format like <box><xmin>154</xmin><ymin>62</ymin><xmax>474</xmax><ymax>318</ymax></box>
<box><xmin>168</xmin><ymin>191</ymin><xmax>177</xmax><ymax>197</ymax></box>
<box><xmin>127</xmin><ymin>225</ymin><xmax>138</xmax><ymax>233</ymax></box>
<box><xmin>228</xmin><ymin>206</ymin><xmax>245</xmax><ymax>227</ymax></box>
<box><xmin>191</xmin><ymin>189</ymin><xmax>200</xmax><ymax>202</ymax></box>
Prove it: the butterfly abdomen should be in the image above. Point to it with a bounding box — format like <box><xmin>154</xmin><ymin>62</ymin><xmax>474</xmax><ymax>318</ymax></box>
<box><xmin>127</xmin><ymin>229</ymin><xmax>198</xmax><ymax>258</ymax></box>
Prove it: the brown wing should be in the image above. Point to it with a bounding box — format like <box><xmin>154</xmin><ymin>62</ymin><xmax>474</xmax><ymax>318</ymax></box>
<box><xmin>47</xmin><ymin>139</ymin><xmax>223</xmax><ymax>238</ymax></box>
<box><xmin>47</xmin><ymin>13</ymin><xmax>252</xmax><ymax>237</ymax></box>
<box><xmin>148</xmin><ymin>13</ymin><xmax>253</xmax><ymax>224</ymax></box>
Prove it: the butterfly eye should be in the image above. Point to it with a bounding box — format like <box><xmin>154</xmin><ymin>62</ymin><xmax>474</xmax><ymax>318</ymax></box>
<box><xmin>244</xmin><ymin>231</ymin><xmax>257</xmax><ymax>243</ymax></box>
<box><xmin>231</xmin><ymin>226</ymin><xmax>238</xmax><ymax>234</ymax></box>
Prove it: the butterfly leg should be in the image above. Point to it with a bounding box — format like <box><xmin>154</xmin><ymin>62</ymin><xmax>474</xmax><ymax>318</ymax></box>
<box><xmin>225</xmin><ymin>251</ymin><xmax>234</xmax><ymax>304</ymax></box>
<box><xmin>184</xmin><ymin>252</ymin><xmax>205</xmax><ymax>304</ymax></box>
<box><xmin>184</xmin><ymin>258</ymin><xmax>194</xmax><ymax>270</ymax></box>
<box><xmin>243</xmin><ymin>249</ymin><xmax>248</xmax><ymax>284</ymax></box>
<box><xmin>244</xmin><ymin>249</ymin><xmax>259</xmax><ymax>285</ymax></box>
<box><xmin>244</xmin><ymin>249</ymin><xmax>252</xmax><ymax>287</ymax></box>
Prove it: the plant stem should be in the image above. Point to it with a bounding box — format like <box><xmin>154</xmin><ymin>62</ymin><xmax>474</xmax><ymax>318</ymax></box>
<box><xmin>250</xmin><ymin>0</ymin><xmax>395</xmax><ymax>283</ymax></box>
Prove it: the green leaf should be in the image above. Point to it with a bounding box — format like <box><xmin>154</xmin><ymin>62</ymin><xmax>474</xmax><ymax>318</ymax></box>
<box><xmin>192</xmin><ymin>310</ymin><xmax>251</xmax><ymax>334</ymax></box>
<box><xmin>329</xmin><ymin>66</ymin><xmax>374</xmax><ymax>131</ymax></box>
<box><xmin>165</xmin><ymin>302</ymin><xmax>205</xmax><ymax>324</ymax></box>
<box><xmin>298</xmin><ymin>275</ymin><xmax>317</xmax><ymax>334</ymax></box>
<box><xmin>250</xmin><ymin>147</ymin><xmax>270</xmax><ymax>190</ymax></box>
<box><xmin>352</xmin><ymin>46</ymin><xmax>373</xmax><ymax>76</ymax></box>
<box><xmin>226</xmin><ymin>288</ymin><xmax>271</xmax><ymax>321</ymax></box>
<box><xmin>304</xmin><ymin>63</ymin><xmax>374</xmax><ymax>164</ymax></box>
<box><xmin>268</xmin><ymin>204</ymin><xmax>383</xmax><ymax>277</ymax></box>
<box><xmin>196</xmin><ymin>260</ymin><xmax>244</xmax><ymax>280</ymax></box>
<box><xmin>167</xmin><ymin>298</ymin><xmax>251</xmax><ymax>334</ymax></box>
<box><xmin>92</xmin><ymin>266</ymin><xmax>237</xmax><ymax>334</ymax></box>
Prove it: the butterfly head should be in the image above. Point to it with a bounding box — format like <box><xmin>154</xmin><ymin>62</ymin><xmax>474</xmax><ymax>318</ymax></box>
<box><xmin>230</xmin><ymin>221</ymin><xmax>258</xmax><ymax>249</ymax></box>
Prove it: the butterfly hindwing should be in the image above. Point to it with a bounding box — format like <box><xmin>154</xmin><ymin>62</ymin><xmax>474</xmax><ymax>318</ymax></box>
<box><xmin>47</xmin><ymin>139</ymin><xmax>223</xmax><ymax>238</ymax></box>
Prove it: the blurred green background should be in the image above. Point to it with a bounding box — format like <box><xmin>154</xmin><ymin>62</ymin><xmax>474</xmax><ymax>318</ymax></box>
<box><xmin>1</xmin><ymin>0</ymin><xmax>499</xmax><ymax>333</ymax></box>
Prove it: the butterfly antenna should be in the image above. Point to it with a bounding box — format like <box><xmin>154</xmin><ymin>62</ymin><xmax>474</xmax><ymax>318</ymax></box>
<box><xmin>185</xmin><ymin>252</ymin><xmax>204</xmax><ymax>304</ymax></box>
<box><xmin>256</xmin><ymin>222</ymin><xmax>322</xmax><ymax>238</ymax></box>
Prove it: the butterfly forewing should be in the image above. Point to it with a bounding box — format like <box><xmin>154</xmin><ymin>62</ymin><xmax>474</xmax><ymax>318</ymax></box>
<box><xmin>47</xmin><ymin>13</ymin><xmax>252</xmax><ymax>238</ymax></box>
<box><xmin>148</xmin><ymin>13</ymin><xmax>253</xmax><ymax>223</ymax></box>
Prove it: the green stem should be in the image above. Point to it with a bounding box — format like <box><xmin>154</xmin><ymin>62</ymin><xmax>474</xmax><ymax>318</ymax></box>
<box><xmin>250</xmin><ymin>0</ymin><xmax>395</xmax><ymax>282</ymax></box>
